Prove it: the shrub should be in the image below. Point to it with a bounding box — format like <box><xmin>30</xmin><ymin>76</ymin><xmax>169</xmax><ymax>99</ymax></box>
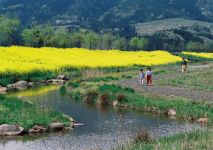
<box><xmin>68</xmin><ymin>81</ymin><xmax>80</xmax><ymax>88</ymax></box>
<box><xmin>83</xmin><ymin>90</ymin><xmax>98</xmax><ymax>103</ymax></box>
<box><xmin>116</xmin><ymin>93</ymin><xmax>127</xmax><ymax>103</ymax></box>
<box><xmin>97</xmin><ymin>93</ymin><xmax>110</xmax><ymax>105</ymax></box>
<box><xmin>135</xmin><ymin>129</ymin><xmax>152</xmax><ymax>143</ymax></box>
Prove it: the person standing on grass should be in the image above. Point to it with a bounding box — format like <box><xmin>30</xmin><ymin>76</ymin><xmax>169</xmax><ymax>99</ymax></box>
<box><xmin>181</xmin><ymin>58</ymin><xmax>187</xmax><ymax>72</ymax></box>
<box><xmin>139</xmin><ymin>69</ymin><xmax>145</xmax><ymax>85</ymax></box>
<box><xmin>146</xmin><ymin>67</ymin><xmax>153</xmax><ymax>86</ymax></box>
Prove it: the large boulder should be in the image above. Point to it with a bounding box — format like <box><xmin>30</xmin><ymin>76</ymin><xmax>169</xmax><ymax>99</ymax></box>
<box><xmin>15</xmin><ymin>81</ymin><xmax>28</xmax><ymax>90</ymax></box>
<box><xmin>0</xmin><ymin>86</ymin><xmax>7</xmax><ymax>93</ymax></box>
<box><xmin>49</xmin><ymin>123</ymin><xmax>65</xmax><ymax>131</ymax></box>
<box><xmin>0</xmin><ymin>124</ymin><xmax>24</xmax><ymax>136</ymax></box>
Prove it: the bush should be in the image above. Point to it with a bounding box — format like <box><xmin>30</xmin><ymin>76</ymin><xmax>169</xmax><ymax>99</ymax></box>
<box><xmin>116</xmin><ymin>93</ymin><xmax>127</xmax><ymax>103</ymax></box>
<box><xmin>97</xmin><ymin>93</ymin><xmax>110</xmax><ymax>105</ymax></box>
<box><xmin>68</xmin><ymin>81</ymin><xmax>80</xmax><ymax>88</ymax></box>
<box><xmin>135</xmin><ymin>129</ymin><xmax>152</xmax><ymax>143</ymax></box>
<box><xmin>83</xmin><ymin>90</ymin><xmax>98</xmax><ymax>103</ymax></box>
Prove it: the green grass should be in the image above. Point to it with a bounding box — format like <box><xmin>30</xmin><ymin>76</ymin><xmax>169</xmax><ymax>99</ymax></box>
<box><xmin>121</xmin><ymin>130</ymin><xmax>213</xmax><ymax>150</ymax></box>
<box><xmin>0</xmin><ymin>95</ymin><xmax>70</xmax><ymax>130</ymax></box>
<box><xmin>67</xmin><ymin>79</ymin><xmax>213</xmax><ymax>123</ymax></box>
<box><xmin>125</xmin><ymin>92</ymin><xmax>212</xmax><ymax>122</ymax></box>
<box><xmin>157</xmin><ymin>67</ymin><xmax>213</xmax><ymax>91</ymax></box>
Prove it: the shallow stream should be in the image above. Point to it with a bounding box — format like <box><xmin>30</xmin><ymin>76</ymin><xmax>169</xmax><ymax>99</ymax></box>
<box><xmin>0</xmin><ymin>85</ymin><xmax>198</xmax><ymax>150</ymax></box>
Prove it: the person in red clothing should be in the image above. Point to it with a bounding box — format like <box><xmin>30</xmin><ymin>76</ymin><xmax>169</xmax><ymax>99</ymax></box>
<box><xmin>146</xmin><ymin>67</ymin><xmax>153</xmax><ymax>86</ymax></box>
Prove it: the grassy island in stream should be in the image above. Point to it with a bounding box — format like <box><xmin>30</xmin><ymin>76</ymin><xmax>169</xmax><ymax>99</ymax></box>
<box><xmin>0</xmin><ymin>95</ymin><xmax>71</xmax><ymax>130</ymax></box>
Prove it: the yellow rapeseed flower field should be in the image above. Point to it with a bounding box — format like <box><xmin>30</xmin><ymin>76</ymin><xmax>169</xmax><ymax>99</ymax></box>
<box><xmin>0</xmin><ymin>46</ymin><xmax>182</xmax><ymax>74</ymax></box>
<box><xmin>182</xmin><ymin>52</ymin><xmax>213</xmax><ymax>59</ymax></box>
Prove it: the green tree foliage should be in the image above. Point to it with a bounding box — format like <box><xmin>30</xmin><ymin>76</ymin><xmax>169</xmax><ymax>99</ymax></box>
<box><xmin>130</xmin><ymin>37</ymin><xmax>149</xmax><ymax>50</ymax></box>
<box><xmin>103</xmin><ymin>33</ymin><xmax>114</xmax><ymax>50</ymax></box>
<box><xmin>84</xmin><ymin>31</ymin><xmax>100</xmax><ymax>49</ymax></box>
<box><xmin>186</xmin><ymin>41</ymin><xmax>204</xmax><ymax>52</ymax></box>
<box><xmin>52</xmin><ymin>28</ymin><xmax>72</xmax><ymax>48</ymax></box>
<box><xmin>112</xmin><ymin>36</ymin><xmax>126</xmax><ymax>50</ymax></box>
<box><xmin>72</xmin><ymin>32</ymin><xmax>85</xmax><ymax>48</ymax></box>
<box><xmin>130</xmin><ymin>37</ymin><xmax>140</xmax><ymax>50</ymax></box>
<box><xmin>22</xmin><ymin>26</ymin><xmax>46</xmax><ymax>47</ymax></box>
<box><xmin>0</xmin><ymin>16</ymin><xmax>20</xmax><ymax>46</ymax></box>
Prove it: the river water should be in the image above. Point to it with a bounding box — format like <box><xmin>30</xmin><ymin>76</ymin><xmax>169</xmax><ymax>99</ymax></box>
<box><xmin>0</xmin><ymin>85</ymin><xmax>198</xmax><ymax>150</ymax></box>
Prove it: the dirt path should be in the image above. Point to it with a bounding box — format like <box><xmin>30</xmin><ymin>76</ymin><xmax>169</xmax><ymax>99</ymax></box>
<box><xmin>118</xmin><ymin>65</ymin><xmax>213</xmax><ymax>102</ymax></box>
<box><xmin>118</xmin><ymin>78</ymin><xmax>213</xmax><ymax>101</ymax></box>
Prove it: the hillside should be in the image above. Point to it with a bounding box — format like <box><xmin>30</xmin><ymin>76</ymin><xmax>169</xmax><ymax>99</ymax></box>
<box><xmin>0</xmin><ymin>0</ymin><xmax>213</xmax><ymax>33</ymax></box>
<box><xmin>135</xmin><ymin>18</ymin><xmax>213</xmax><ymax>51</ymax></box>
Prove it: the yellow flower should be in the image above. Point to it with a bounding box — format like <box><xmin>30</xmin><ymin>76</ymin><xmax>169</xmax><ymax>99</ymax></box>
<box><xmin>0</xmin><ymin>46</ymin><xmax>182</xmax><ymax>74</ymax></box>
<box><xmin>182</xmin><ymin>52</ymin><xmax>213</xmax><ymax>59</ymax></box>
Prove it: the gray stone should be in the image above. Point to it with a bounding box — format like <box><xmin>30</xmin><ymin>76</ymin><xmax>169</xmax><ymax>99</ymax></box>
<box><xmin>49</xmin><ymin>123</ymin><xmax>65</xmax><ymax>130</ymax></box>
<box><xmin>0</xmin><ymin>124</ymin><xmax>24</xmax><ymax>136</ymax></box>
<box><xmin>57</xmin><ymin>75</ymin><xmax>68</xmax><ymax>80</ymax></box>
<box><xmin>166</xmin><ymin>109</ymin><xmax>177</xmax><ymax>116</ymax></box>
<box><xmin>28</xmin><ymin>82</ymin><xmax>34</xmax><ymax>86</ymax></box>
<box><xmin>15</xmin><ymin>81</ymin><xmax>28</xmax><ymax>90</ymax></box>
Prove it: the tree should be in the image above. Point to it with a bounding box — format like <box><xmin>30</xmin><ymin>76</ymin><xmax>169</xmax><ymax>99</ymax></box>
<box><xmin>138</xmin><ymin>38</ymin><xmax>149</xmax><ymax>50</ymax></box>
<box><xmin>186</xmin><ymin>41</ymin><xmax>204</xmax><ymax>52</ymax></box>
<box><xmin>103</xmin><ymin>33</ymin><xmax>114</xmax><ymax>50</ymax></box>
<box><xmin>72</xmin><ymin>32</ymin><xmax>85</xmax><ymax>48</ymax></box>
<box><xmin>205</xmin><ymin>42</ymin><xmax>213</xmax><ymax>52</ymax></box>
<box><xmin>130</xmin><ymin>37</ymin><xmax>140</xmax><ymax>50</ymax></box>
<box><xmin>0</xmin><ymin>16</ymin><xmax>20</xmax><ymax>46</ymax></box>
<box><xmin>22</xmin><ymin>25</ymin><xmax>55</xmax><ymax>47</ymax></box>
<box><xmin>22</xmin><ymin>26</ymin><xmax>43</xmax><ymax>47</ymax></box>
<box><xmin>52</xmin><ymin>28</ymin><xmax>72</xmax><ymax>48</ymax></box>
<box><xmin>84</xmin><ymin>31</ymin><xmax>100</xmax><ymax>49</ymax></box>
<box><xmin>112</xmin><ymin>36</ymin><xmax>126</xmax><ymax>50</ymax></box>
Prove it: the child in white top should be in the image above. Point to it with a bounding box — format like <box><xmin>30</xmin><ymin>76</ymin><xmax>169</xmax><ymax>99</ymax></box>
<box><xmin>139</xmin><ymin>69</ymin><xmax>145</xmax><ymax>85</ymax></box>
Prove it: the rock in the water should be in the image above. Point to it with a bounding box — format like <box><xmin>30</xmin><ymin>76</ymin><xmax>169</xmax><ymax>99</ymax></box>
<box><xmin>15</xmin><ymin>81</ymin><xmax>28</xmax><ymax>90</ymax></box>
<box><xmin>166</xmin><ymin>109</ymin><xmax>177</xmax><ymax>116</ymax></box>
<box><xmin>29</xmin><ymin>125</ymin><xmax>47</xmax><ymax>133</ymax></box>
<box><xmin>57</xmin><ymin>75</ymin><xmax>68</xmax><ymax>80</ymax></box>
<box><xmin>28</xmin><ymin>82</ymin><xmax>34</xmax><ymax>86</ymax></box>
<box><xmin>197</xmin><ymin>118</ymin><xmax>208</xmax><ymax>124</ymax></box>
<box><xmin>0</xmin><ymin>124</ymin><xmax>24</xmax><ymax>136</ymax></box>
<box><xmin>74</xmin><ymin>123</ymin><xmax>85</xmax><ymax>127</ymax></box>
<box><xmin>0</xmin><ymin>86</ymin><xmax>7</xmax><ymax>93</ymax></box>
<box><xmin>7</xmin><ymin>84</ymin><xmax>15</xmax><ymax>89</ymax></box>
<box><xmin>47</xmin><ymin>79</ymin><xmax>65</xmax><ymax>85</ymax></box>
<box><xmin>112</xmin><ymin>101</ymin><xmax>118</xmax><ymax>106</ymax></box>
<box><xmin>49</xmin><ymin>123</ymin><xmax>65</xmax><ymax>130</ymax></box>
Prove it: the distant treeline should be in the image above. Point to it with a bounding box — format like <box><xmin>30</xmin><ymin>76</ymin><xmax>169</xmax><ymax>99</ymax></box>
<box><xmin>0</xmin><ymin>16</ymin><xmax>212</xmax><ymax>52</ymax></box>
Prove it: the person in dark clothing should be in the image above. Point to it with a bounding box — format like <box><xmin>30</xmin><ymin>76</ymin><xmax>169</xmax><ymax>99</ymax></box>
<box><xmin>181</xmin><ymin>58</ymin><xmax>187</xmax><ymax>72</ymax></box>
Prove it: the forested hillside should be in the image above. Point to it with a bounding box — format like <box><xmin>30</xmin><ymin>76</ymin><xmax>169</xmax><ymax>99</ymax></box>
<box><xmin>0</xmin><ymin>0</ymin><xmax>213</xmax><ymax>52</ymax></box>
<box><xmin>1</xmin><ymin>0</ymin><xmax>213</xmax><ymax>30</ymax></box>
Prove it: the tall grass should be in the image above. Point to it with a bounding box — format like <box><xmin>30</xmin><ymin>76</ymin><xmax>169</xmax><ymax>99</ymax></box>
<box><xmin>0</xmin><ymin>95</ymin><xmax>70</xmax><ymax>130</ymax></box>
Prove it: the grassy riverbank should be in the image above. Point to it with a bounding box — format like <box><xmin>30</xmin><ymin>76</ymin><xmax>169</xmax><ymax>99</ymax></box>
<box><xmin>120</xmin><ymin>130</ymin><xmax>213</xmax><ymax>150</ymax></box>
<box><xmin>67</xmin><ymin>77</ymin><xmax>213</xmax><ymax>123</ymax></box>
<box><xmin>0</xmin><ymin>95</ymin><xmax>71</xmax><ymax>130</ymax></box>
